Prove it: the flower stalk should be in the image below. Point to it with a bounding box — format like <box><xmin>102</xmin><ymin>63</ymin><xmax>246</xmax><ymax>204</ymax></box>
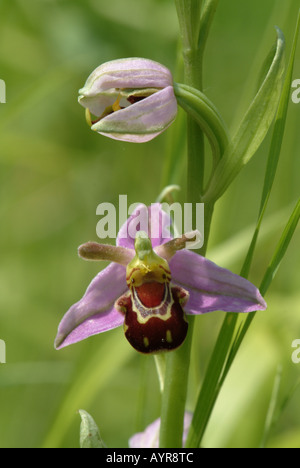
<box><xmin>51</xmin><ymin>0</ymin><xmax>288</xmax><ymax>450</ymax></box>
<box><xmin>159</xmin><ymin>0</ymin><xmax>216</xmax><ymax>448</ymax></box>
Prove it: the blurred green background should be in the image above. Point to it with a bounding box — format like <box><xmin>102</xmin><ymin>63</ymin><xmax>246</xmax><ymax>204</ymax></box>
<box><xmin>0</xmin><ymin>0</ymin><xmax>299</xmax><ymax>448</ymax></box>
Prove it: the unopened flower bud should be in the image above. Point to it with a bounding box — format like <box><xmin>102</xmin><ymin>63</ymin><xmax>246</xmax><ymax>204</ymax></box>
<box><xmin>78</xmin><ymin>58</ymin><xmax>177</xmax><ymax>143</ymax></box>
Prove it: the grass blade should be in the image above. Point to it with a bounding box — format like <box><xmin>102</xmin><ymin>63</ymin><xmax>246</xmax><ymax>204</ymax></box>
<box><xmin>185</xmin><ymin>12</ymin><xmax>300</xmax><ymax>447</ymax></box>
<box><xmin>260</xmin><ymin>366</ymin><xmax>282</xmax><ymax>448</ymax></box>
<box><xmin>203</xmin><ymin>27</ymin><xmax>286</xmax><ymax>202</ymax></box>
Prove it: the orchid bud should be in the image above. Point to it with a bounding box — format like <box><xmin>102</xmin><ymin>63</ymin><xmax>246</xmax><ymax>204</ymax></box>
<box><xmin>78</xmin><ymin>58</ymin><xmax>177</xmax><ymax>143</ymax></box>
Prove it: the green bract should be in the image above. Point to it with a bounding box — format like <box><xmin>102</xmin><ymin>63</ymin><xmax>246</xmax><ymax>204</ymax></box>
<box><xmin>202</xmin><ymin>27</ymin><xmax>286</xmax><ymax>203</ymax></box>
<box><xmin>79</xmin><ymin>410</ymin><xmax>106</xmax><ymax>448</ymax></box>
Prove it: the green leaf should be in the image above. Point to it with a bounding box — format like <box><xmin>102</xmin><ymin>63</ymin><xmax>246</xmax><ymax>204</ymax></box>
<box><xmin>184</xmin><ymin>312</ymin><xmax>238</xmax><ymax>447</ymax></box>
<box><xmin>186</xmin><ymin>13</ymin><xmax>300</xmax><ymax>447</ymax></box>
<box><xmin>79</xmin><ymin>409</ymin><xmax>106</xmax><ymax>448</ymax></box>
<box><xmin>186</xmin><ymin>197</ymin><xmax>300</xmax><ymax>448</ymax></box>
<box><xmin>240</xmin><ymin>11</ymin><xmax>300</xmax><ymax>279</ymax></box>
<box><xmin>174</xmin><ymin>83</ymin><xmax>230</xmax><ymax>165</ymax></box>
<box><xmin>197</xmin><ymin>0</ymin><xmax>220</xmax><ymax>57</ymax></box>
<box><xmin>203</xmin><ymin>27</ymin><xmax>286</xmax><ymax>203</ymax></box>
<box><xmin>260</xmin><ymin>198</ymin><xmax>300</xmax><ymax>296</ymax></box>
<box><xmin>260</xmin><ymin>366</ymin><xmax>282</xmax><ymax>448</ymax></box>
<box><xmin>225</xmin><ymin>197</ymin><xmax>300</xmax><ymax>380</ymax></box>
<box><xmin>259</xmin><ymin>19</ymin><xmax>300</xmax><ymax>216</ymax></box>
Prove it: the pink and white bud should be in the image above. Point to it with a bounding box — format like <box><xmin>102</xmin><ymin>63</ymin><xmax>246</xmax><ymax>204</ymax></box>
<box><xmin>78</xmin><ymin>58</ymin><xmax>177</xmax><ymax>143</ymax></box>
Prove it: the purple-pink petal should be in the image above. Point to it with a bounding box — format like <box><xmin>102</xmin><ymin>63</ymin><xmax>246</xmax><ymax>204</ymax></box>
<box><xmin>55</xmin><ymin>262</ymin><xmax>127</xmax><ymax>349</ymax></box>
<box><xmin>170</xmin><ymin>249</ymin><xmax>267</xmax><ymax>314</ymax></box>
<box><xmin>55</xmin><ymin>202</ymin><xmax>267</xmax><ymax>351</ymax></box>
<box><xmin>117</xmin><ymin>203</ymin><xmax>173</xmax><ymax>250</ymax></box>
<box><xmin>55</xmin><ymin>204</ymin><xmax>174</xmax><ymax>350</ymax></box>
<box><xmin>91</xmin><ymin>86</ymin><xmax>177</xmax><ymax>143</ymax></box>
<box><xmin>129</xmin><ymin>412</ymin><xmax>193</xmax><ymax>448</ymax></box>
<box><xmin>80</xmin><ymin>58</ymin><xmax>173</xmax><ymax>96</ymax></box>
<box><xmin>96</xmin><ymin>130</ymin><xmax>164</xmax><ymax>144</ymax></box>
<box><xmin>56</xmin><ymin>308</ymin><xmax>124</xmax><ymax>350</ymax></box>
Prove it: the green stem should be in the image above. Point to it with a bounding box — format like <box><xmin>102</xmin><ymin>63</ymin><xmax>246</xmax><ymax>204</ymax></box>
<box><xmin>159</xmin><ymin>2</ymin><xmax>217</xmax><ymax>447</ymax></box>
<box><xmin>158</xmin><ymin>317</ymin><xmax>195</xmax><ymax>448</ymax></box>
<box><xmin>159</xmin><ymin>207</ymin><xmax>214</xmax><ymax>448</ymax></box>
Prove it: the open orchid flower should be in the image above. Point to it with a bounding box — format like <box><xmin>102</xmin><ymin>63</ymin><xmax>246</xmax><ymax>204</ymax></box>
<box><xmin>78</xmin><ymin>58</ymin><xmax>177</xmax><ymax>143</ymax></box>
<box><xmin>54</xmin><ymin>204</ymin><xmax>267</xmax><ymax>353</ymax></box>
<box><xmin>129</xmin><ymin>412</ymin><xmax>193</xmax><ymax>448</ymax></box>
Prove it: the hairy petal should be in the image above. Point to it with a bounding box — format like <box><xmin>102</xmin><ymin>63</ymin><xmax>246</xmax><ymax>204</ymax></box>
<box><xmin>170</xmin><ymin>250</ymin><xmax>267</xmax><ymax>314</ymax></box>
<box><xmin>54</xmin><ymin>263</ymin><xmax>126</xmax><ymax>349</ymax></box>
<box><xmin>155</xmin><ymin>230</ymin><xmax>200</xmax><ymax>261</ymax></box>
<box><xmin>78</xmin><ymin>242</ymin><xmax>134</xmax><ymax>265</ymax></box>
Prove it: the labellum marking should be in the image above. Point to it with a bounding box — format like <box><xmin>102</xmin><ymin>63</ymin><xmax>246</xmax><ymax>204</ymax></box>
<box><xmin>132</xmin><ymin>282</ymin><xmax>172</xmax><ymax>324</ymax></box>
<box><xmin>166</xmin><ymin>330</ymin><xmax>172</xmax><ymax>344</ymax></box>
<box><xmin>114</xmin><ymin>232</ymin><xmax>189</xmax><ymax>354</ymax></box>
<box><xmin>143</xmin><ymin>337</ymin><xmax>150</xmax><ymax>348</ymax></box>
<box><xmin>116</xmin><ymin>282</ymin><xmax>188</xmax><ymax>354</ymax></box>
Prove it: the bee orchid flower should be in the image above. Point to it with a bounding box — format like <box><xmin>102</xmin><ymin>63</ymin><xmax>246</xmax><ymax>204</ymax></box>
<box><xmin>78</xmin><ymin>58</ymin><xmax>177</xmax><ymax>143</ymax></box>
<box><xmin>54</xmin><ymin>204</ymin><xmax>267</xmax><ymax>353</ymax></box>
